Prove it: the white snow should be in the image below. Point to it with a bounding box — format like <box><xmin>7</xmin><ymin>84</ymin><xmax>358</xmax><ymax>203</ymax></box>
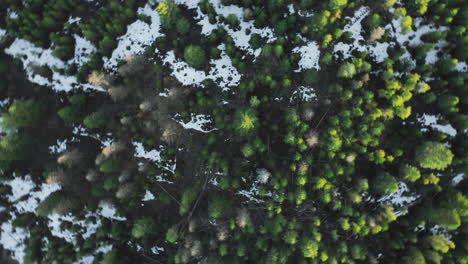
<box><xmin>291</xmin><ymin>86</ymin><xmax>317</xmax><ymax>102</ymax></box>
<box><xmin>99</xmin><ymin>202</ymin><xmax>127</xmax><ymax>221</ymax></box>
<box><xmin>13</xmin><ymin>183</ymin><xmax>61</xmax><ymax>214</ymax></box>
<box><xmin>393</xmin><ymin>18</ymin><xmax>448</xmax><ymax>47</ymax></box>
<box><xmin>162</xmin><ymin>50</ymin><xmax>207</xmax><ymax>85</ymax></box>
<box><xmin>293</xmin><ymin>42</ymin><xmax>321</xmax><ymax>71</ymax></box>
<box><xmin>151</xmin><ymin>246</ymin><xmax>165</xmax><ymax>255</ymax></box>
<box><xmin>133</xmin><ymin>141</ymin><xmax>163</xmax><ymax>162</ymax></box>
<box><xmin>49</xmin><ymin>139</ymin><xmax>68</xmax><ymax>154</ymax></box>
<box><xmin>72</xmin><ymin>34</ymin><xmax>97</xmax><ymax>66</ymax></box>
<box><xmin>391</xmin><ymin>18</ymin><xmax>449</xmax><ymax>68</ymax></box>
<box><xmin>5</xmin><ymin>38</ymin><xmax>103</xmax><ymax>92</ymax></box>
<box><xmin>162</xmin><ymin>44</ymin><xmax>240</xmax><ymax>90</ymax></box>
<box><xmin>6</xmin><ymin>39</ymin><xmax>65</xmax><ymax>68</ymax></box>
<box><xmin>194</xmin><ymin>0</ymin><xmax>276</xmax><ymax>57</ymax></box>
<box><xmin>72</xmin><ymin>244</ymin><xmax>113</xmax><ymax>264</ymax></box>
<box><xmin>143</xmin><ymin>190</ymin><xmax>156</xmax><ymax>201</ymax></box>
<box><xmin>48</xmin><ymin>213</ymin><xmax>101</xmax><ymax>244</ymax></box>
<box><xmin>455</xmin><ymin>61</ymin><xmax>467</xmax><ymax>72</ymax></box>
<box><xmin>176</xmin><ymin>113</ymin><xmax>217</xmax><ymax>133</ymax></box>
<box><xmin>452</xmin><ymin>173</ymin><xmax>465</xmax><ymax>186</ymax></box>
<box><xmin>425</xmin><ymin>40</ymin><xmax>446</xmax><ymax>64</ymax></box>
<box><xmin>256</xmin><ymin>168</ymin><xmax>270</xmax><ymax>184</ymax></box>
<box><xmin>5</xmin><ymin>176</ymin><xmax>35</xmax><ymax>202</ymax></box>
<box><xmin>0</xmin><ymin>221</ymin><xmax>29</xmax><ymax>262</ymax></box>
<box><xmin>333</xmin><ymin>7</ymin><xmax>391</xmax><ymax>63</ymax></box>
<box><xmin>378</xmin><ymin>182</ymin><xmax>419</xmax><ymax>210</ymax></box>
<box><xmin>74</xmin><ymin>256</ymin><xmax>95</xmax><ymax>264</ymax></box>
<box><xmin>418</xmin><ymin>114</ymin><xmax>457</xmax><ymax>136</ymax></box>
<box><xmin>104</xmin><ymin>4</ymin><xmax>162</xmax><ymax>70</ymax></box>
<box><xmin>67</xmin><ymin>16</ymin><xmax>82</xmax><ymax>24</ymax></box>
<box><xmin>1</xmin><ymin>175</ymin><xmax>60</xmax><ymax>262</ymax></box>
<box><xmin>0</xmin><ymin>28</ymin><xmax>6</xmax><ymax>39</ymax></box>
<box><xmin>8</xmin><ymin>11</ymin><xmax>18</xmax><ymax>19</ymax></box>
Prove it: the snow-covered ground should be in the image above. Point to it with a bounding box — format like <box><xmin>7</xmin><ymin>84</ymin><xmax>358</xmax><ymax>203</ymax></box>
<box><xmin>1</xmin><ymin>175</ymin><xmax>61</xmax><ymax>261</ymax></box>
<box><xmin>104</xmin><ymin>4</ymin><xmax>162</xmax><ymax>70</ymax></box>
<box><xmin>1</xmin><ymin>1</ymin><xmax>467</xmax><ymax>262</ymax></box>
<box><xmin>294</xmin><ymin>42</ymin><xmax>320</xmax><ymax>71</ymax></box>
<box><xmin>162</xmin><ymin>44</ymin><xmax>241</xmax><ymax>89</ymax></box>
<box><xmin>175</xmin><ymin>113</ymin><xmax>217</xmax><ymax>133</ymax></box>
<box><xmin>418</xmin><ymin>114</ymin><xmax>457</xmax><ymax>137</ymax></box>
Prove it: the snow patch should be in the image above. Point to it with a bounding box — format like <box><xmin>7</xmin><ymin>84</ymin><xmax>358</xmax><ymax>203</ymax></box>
<box><xmin>0</xmin><ymin>28</ymin><xmax>6</xmax><ymax>39</ymax></box>
<box><xmin>333</xmin><ymin>6</ymin><xmax>391</xmax><ymax>63</ymax></box>
<box><xmin>104</xmin><ymin>4</ymin><xmax>162</xmax><ymax>70</ymax></box>
<box><xmin>143</xmin><ymin>190</ymin><xmax>156</xmax><ymax>201</ymax></box>
<box><xmin>176</xmin><ymin>113</ymin><xmax>217</xmax><ymax>133</ymax></box>
<box><xmin>72</xmin><ymin>34</ymin><xmax>97</xmax><ymax>66</ymax></box>
<box><xmin>5</xmin><ymin>38</ymin><xmax>103</xmax><ymax>92</ymax></box>
<box><xmin>162</xmin><ymin>44</ymin><xmax>240</xmax><ymax>90</ymax></box>
<box><xmin>418</xmin><ymin>114</ymin><xmax>457</xmax><ymax>136</ymax></box>
<box><xmin>378</xmin><ymin>182</ymin><xmax>419</xmax><ymax>211</ymax></box>
<box><xmin>455</xmin><ymin>61</ymin><xmax>467</xmax><ymax>72</ymax></box>
<box><xmin>133</xmin><ymin>141</ymin><xmax>163</xmax><ymax>163</ymax></box>
<box><xmin>49</xmin><ymin>139</ymin><xmax>68</xmax><ymax>154</ymax></box>
<box><xmin>452</xmin><ymin>173</ymin><xmax>464</xmax><ymax>186</ymax></box>
<box><xmin>293</xmin><ymin>42</ymin><xmax>321</xmax><ymax>71</ymax></box>
<box><xmin>48</xmin><ymin>213</ymin><xmax>101</xmax><ymax>244</ymax></box>
<box><xmin>99</xmin><ymin>203</ymin><xmax>127</xmax><ymax>221</ymax></box>
<box><xmin>0</xmin><ymin>221</ymin><xmax>29</xmax><ymax>262</ymax></box>
<box><xmin>291</xmin><ymin>86</ymin><xmax>316</xmax><ymax>102</ymax></box>
<box><xmin>195</xmin><ymin>0</ymin><xmax>276</xmax><ymax>57</ymax></box>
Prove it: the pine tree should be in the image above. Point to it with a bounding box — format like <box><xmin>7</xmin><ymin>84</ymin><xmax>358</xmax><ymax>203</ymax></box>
<box><xmin>415</xmin><ymin>142</ymin><xmax>454</xmax><ymax>170</ymax></box>
<box><xmin>184</xmin><ymin>45</ymin><xmax>206</xmax><ymax>69</ymax></box>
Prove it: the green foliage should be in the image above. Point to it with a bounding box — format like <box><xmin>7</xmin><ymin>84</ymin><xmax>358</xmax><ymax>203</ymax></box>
<box><xmin>401</xmin><ymin>16</ymin><xmax>413</xmax><ymax>33</ymax></box>
<box><xmin>166</xmin><ymin>227</ymin><xmax>179</xmax><ymax>243</ymax></box>
<box><xmin>400</xmin><ymin>164</ymin><xmax>421</xmax><ymax>182</ymax></box>
<box><xmin>329</xmin><ymin>0</ymin><xmax>348</xmax><ymax>11</ymax></box>
<box><xmin>99</xmin><ymin>158</ymin><xmax>122</xmax><ymax>173</ymax></box>
<box><xmin>0</xmin><ymin>133</ymin><xmax>33</xmax><ymax>161</ymax></box>
<box><xmin>101</xmin><ymin>249</ymin><xmax>120</xmax><ymax>264</ymax></box>
<box><xmin>337</xmin><ymin>63</ymin><xmax>357</xmax><ymax>78</ymax></box>
<box><xmin>437</xmin><ymin>94</ymin><xmax>459</xmax><ymax>113</ymax></box>
<box><xmin>302</xmin><ymin>240</ymin><xmax>319</xmax><ymax>258</ymax></box>
<box><xmin>58</xmin><ymin>106</ymin><xmax>84</xmax><ymax>122</ymax></box>
<box><xmin>36</xmin><ymin>192</ymin><xmax>63</xmax><ymax>217</ymax></box>
<box><xmin>403</xmin><ymin>247</ymin><xmax>426</xmax><ymax>264</ymax></box>
<box><xmin>374</xmin><ymin>171</ymin><xmax>399</xmax><ymax>195</ymax></box>
<box><xmin>180</xmin><ymin>187</ymin><xmax>198</xmax><ymax>215</ymax></box>
<box><xmin>2</xmin><ymin>1</ymin><xmax>468</xmax><ymax>264</ymax></box>
<box><xmin>208</xmin><ymin>197</ymin><xmax>226</xmax><ymax>219</ymax></box>
<box><xmin>234</xmin><ymin>109</ymin><xmax>258</xmax><ymax>136</ymax></box>
<box><xmin>415</xmin><ymin>142</ymin><xmax>454</xmax><ymax>170</ymax></box>
<box><xmin>83</xmin><ymin>111</ymin><xmax>107</xmax><ymax>129</ymax></box>
<box><xmin>427</xmin><ymin>208</ymin><xmax>461</xmax><ymax>231</ymax></box>
<box><xmin>184</xmin><ymin>45</ymin><xmax>207</xmax><ymax>69</ymax></box>
<box><xmin>131</xmin><ymin>217</ymin><xmax>156</xmax><ymax>239</ymax></box>
<box><xmin>367</xmin><ymin>14</ymin><xmax>383</xmax><ymax>29</ymax></box>
<box><xmin>1</xmin><ymin>99</ymin><xmax>44</xmax><ymax>130</ymax></box>
<box><xmin>304</xmin><ymin>69</ymin><xmax>320</xmax><ymax>85</ymax></box>
<box><xmin>176</xmin><ymin>18</ymin><xmax>191</xmax><ymax>34</ymax></box>
<box><xmin>157</xmin><ymin>1</ymin><xmax>180</xmax><ymax>27</ymax></box>
<box><xmin>429</xmin><ymin>235</ymin><xmax>455</xmax><ymax>253</ymax></box>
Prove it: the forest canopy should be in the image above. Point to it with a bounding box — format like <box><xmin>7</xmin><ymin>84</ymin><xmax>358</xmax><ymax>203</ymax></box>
<box><xmin>0</xmin><ymin>0</ymin><xmax>467</xmax><ymax>263</ymax></box>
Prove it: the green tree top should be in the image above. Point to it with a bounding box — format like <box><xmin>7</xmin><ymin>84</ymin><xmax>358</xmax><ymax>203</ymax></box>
<box><xmin>184</xmin><ymin>45</ymin><xmax>207</xmax><ymax>69</ymax></box>
<box><xmin>415</xmin><ymin>142</ymin><xmax>454</xmax><ymax>170</ymax></box>
<box><xmin>234</xmin><ymin>109</ymin><xmax>258</xmax><ymax>136</ymax></box>
<box><xmin>1</xmin><ymin>99</ymin><xmax>44</xmax><ymax>130</ymax></box>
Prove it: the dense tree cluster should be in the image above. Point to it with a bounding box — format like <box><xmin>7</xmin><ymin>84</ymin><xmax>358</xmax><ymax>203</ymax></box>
<box><xmin>0</xmin><ymin>0</ymin><xmax>467</xmax><ymax>263</ymax></box>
